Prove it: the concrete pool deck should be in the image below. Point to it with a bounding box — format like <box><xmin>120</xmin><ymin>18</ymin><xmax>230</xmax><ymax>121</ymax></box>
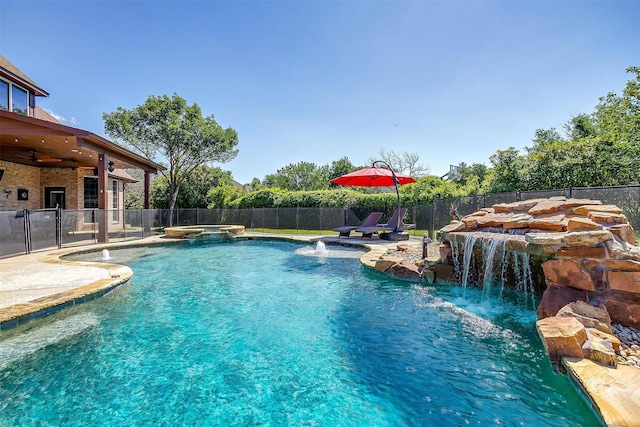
<box><xmin>0</xmin><ymin>232</ymin><xmax>638</xmax><ymax>426</ymax></box>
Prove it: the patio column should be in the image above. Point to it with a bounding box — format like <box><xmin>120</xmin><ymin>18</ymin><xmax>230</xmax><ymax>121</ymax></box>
<box><xmin>97</xmin><ymin>153</ymin><xmax>110</xmax><ymax>243</ymax></box>
<box><xmin>144</xmin><ymin>170</ymin><xmax>150</xmax><ymax>209</ymax></box>
<box><xmin>143</xmin><ymin>170</ymin><xmax>151</xmax><ymax>233</ymax></box>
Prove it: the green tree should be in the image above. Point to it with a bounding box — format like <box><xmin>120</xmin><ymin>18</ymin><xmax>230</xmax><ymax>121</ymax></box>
<box><xmin>564</xmin><ymin>113</ymin><xmax>597</xmax><ymax>140</ymax></box>
<box><xmin>103</xmin><ymin>93</ymin><xmax>238</xmax><ymax>224</ymax></box>
<box><xmin>594</xmin><ymin>66</ymin><xmax>640</xmax><ymax>146</ymax></box>
<box><xmin>451</xmin><ymin>162</ymin><xmax>488</xmax><ymax>188</ymax></box>
<box><xmin>328</xmin><ymin>156</ymin><xmax>358</xmax><ymax>182</ymax></box>
<box><xmin>151</xmin><ymin>165</ymin><xmax>233</xmax><ymax>208</ymax></box>
<box><xmin>592</xmin><ymin>66</ymin><xmax>640</xmax><ymax>183</ymax></box>
<box><xmin>524</xmin><ymin>129</ymin><xmax>567</xmax><ymax>190</ymax></box>
<box><xmin>263</xmin><ymin>161</ymin><xmax>329</xmax><ymax>191</ymax></box>
<box><xmin>121</xmin><ymin>169</ymin><xmax>146</xmax><ymax>209</ymax></box>
<box><xmin>250</xmin><ymin>177</ymin><xmax>263</xmax><ymax>191</ymax></box>
<box><xmin>207</xmin><ymin>184</ymin><xmax>244</xmax><ymax>209</ymax></box>
<box><xmin>485</xmin><ymin>147</ymin><xmax>526</xmax><ymax>193</ymax></box>
<box><xmin>400</xmin><ymin>175</ymin><xmax>465</xmax><ymax>206</ymax></box>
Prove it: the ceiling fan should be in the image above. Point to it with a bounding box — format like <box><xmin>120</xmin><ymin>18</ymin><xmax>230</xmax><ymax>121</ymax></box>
<box><xmin>69</xmin><ymin>160</ymin><xmax>95</xmax><ymax>171</ymax></box>
<box><xmin>16</xmin><ymin>150</ymin><xmax>63</xmax><ymax>163</ymax></box>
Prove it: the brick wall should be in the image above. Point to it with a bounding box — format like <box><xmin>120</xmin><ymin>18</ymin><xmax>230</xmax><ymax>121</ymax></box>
<box><xmin>0</xmin><ymin>160</ymin><xmax>41</xmax><ymax>211</ymax></box>
<box><xmin>1</xmin><ymin>160</ymin><xmax>132</xmax><ymax>237</ymax></box>
<box><xmin>40</xmin><ymin>167</ymin><xmax>81</xmax><ymax>209</ymax></box>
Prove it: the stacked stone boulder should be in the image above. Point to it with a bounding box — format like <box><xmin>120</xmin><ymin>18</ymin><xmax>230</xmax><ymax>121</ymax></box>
<box><xmin>537</xmin><ymin>300</ymin><xmax>621</xmax><ymax>368</ymax></box>
<box><xmin>436</xmin><ymin>196</ymin><xmax>640</xmax><ymax>367</ymax></box>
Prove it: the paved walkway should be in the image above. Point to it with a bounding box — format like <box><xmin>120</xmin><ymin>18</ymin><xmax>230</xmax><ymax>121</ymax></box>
<box><xmin>0</xmin><ymin>251</ymin><xmax>111</xmax><ymax>309</ymax></box>
<box><xmin>0</xmin><ymin>241</ymin><xmax>137</xmax><ymax>328</ymax></box>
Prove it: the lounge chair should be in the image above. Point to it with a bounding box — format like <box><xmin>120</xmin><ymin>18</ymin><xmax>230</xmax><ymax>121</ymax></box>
<box><xmin>333</xmin><ymin>212</ymin><xmax>383</xmax><ymax>238</ymax></box>
<box><xmin>356</xmin><ymin>207</ymin><xmax>415</xmax><ymax>238</ymax></box>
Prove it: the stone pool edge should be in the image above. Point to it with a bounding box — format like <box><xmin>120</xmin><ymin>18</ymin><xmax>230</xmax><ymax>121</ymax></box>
<box><xmin>0</xmin><ymin>235</ymin><xmax>188</xmax><ymax>330</ymax></box>
<box><xmin>0</xmin><ymin>252</ymin><xmax>133</xmax><ymax>330</ymax></box>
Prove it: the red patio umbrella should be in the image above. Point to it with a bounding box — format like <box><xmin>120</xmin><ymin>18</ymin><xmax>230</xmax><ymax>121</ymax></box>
<box><xmin>330</xmin><ymin>166</ymin><xmax>417</xmax><ymax>187</ymax></box>
<box><xmin>330</xmin><ymin>161</ymin><xmax>416</xmax><ymax>230</ymax></box>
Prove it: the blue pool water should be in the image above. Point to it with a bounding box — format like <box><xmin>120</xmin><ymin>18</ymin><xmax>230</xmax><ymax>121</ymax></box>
<box><xmin>0</xmin><ymin>240</ymin><xmax>599</xmax><ymax>426</ymax></box>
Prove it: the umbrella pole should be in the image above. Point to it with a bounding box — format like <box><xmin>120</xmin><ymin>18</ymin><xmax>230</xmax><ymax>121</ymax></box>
<box><xmin>392</xmin><ymin>177</ymin><xmax>400</xmax><ymax>231</ymax></box>
<box><xmin>372</xmin><ymin>161</ymin><xmax>401</xmax><ymax>231</ymax></box>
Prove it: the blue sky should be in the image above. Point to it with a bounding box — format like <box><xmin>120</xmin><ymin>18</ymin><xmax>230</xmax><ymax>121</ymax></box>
<box><xmin>1</xmin><ymin>1</ymin><xmax>638</xmax><ymax>184</ymax></box>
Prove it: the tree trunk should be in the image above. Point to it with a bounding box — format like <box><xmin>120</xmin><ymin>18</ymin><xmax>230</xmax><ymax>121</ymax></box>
<box><xmin>167</xmin><ymin>181</ymin><xmax>180</xmax><ymax>227</ymax></box>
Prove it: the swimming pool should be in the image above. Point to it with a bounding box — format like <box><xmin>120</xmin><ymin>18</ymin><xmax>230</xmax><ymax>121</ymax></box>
<box><xmin>0</xmin><ymin>240</ymin><xmax>599</xmax><ymax>425</ymax></box>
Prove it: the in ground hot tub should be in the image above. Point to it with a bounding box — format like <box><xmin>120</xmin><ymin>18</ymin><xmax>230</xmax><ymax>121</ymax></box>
<box><xmin>164</xmin><ymin>224</ymin><xmax>245</xmax><ymax>240</ymax></box>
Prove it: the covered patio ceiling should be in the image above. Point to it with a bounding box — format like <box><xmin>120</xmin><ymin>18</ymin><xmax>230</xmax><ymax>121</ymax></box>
<box><xmin>0</xmin><ymin>110</ymin><xmax>162</xmax><ymax>173</ymax></box>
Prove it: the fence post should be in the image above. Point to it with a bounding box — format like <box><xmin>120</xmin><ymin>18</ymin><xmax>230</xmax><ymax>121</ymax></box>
<box><xmin>23</xmin><ymin>209</ymin><xmax>31</xmax><ymax>254</ymax></box>
<box><xmin>296</xmin><ymin>207</ymin><xmax>299</xmax><ymax>234</ymax></box>
<box><xmin>427</xmin><ymin>204</ymin><xmax>434</xmax><ymax>240</ymax></box>
<box><xmin>56</xmin><ymin>206</ymin><xmax>62</xmax><ymax>249</ymax></box>
<box><xmin>93</xmin><ymin>209</ymin><xmax>97</xmax><ymax>244</ymax></box>
<box><xmin>410</xmin><ymin>206</ymin><xmax>415</xmax><ymax>235</ymax></box>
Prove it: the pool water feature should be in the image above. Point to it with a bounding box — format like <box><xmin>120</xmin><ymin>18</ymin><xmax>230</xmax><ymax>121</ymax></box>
<box><xmin>0</xmin><ymin>240</ymin><xmax>599</xmax><ymax>426</ymax></box>
<box><xmin>450</xmin><ymin>234</ymin><xmax>540</xmax><ymax>303</ymax></box>
<box><xmin>481</xmin><ymin>238</ymin><xmax>505</xmax><ymax>302</ymax></box>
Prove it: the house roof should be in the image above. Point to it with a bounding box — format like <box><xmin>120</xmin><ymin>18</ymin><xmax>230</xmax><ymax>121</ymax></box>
<box><xmin>33</xmin><ymin>106</ymin><xmax>60</xmax><ymax>124</ymax></box>
<box><xmin>0</xmin><ymin>56</ymin><xmax>160</xmax><ymax>174</ymax></box>
<box><xmin>109</xmin><ymin>168</ymin><xmax>138</xmax><ymax>183</ymax></box>
<box><xmin>0</xmin><ymin>110</ymin><xmax>162</xmax><ymax>173</ymax></box>
<box><xmin>0</xmin><ymin>55</ymin><xmax>49</xmax><ymax>97</ymax></box>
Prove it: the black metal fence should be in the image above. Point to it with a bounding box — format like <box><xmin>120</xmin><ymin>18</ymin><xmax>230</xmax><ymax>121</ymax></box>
<box><xmin>1</xmin><ymin>185</ymin><xmax>639</xmax><ymax>258</ymax></box>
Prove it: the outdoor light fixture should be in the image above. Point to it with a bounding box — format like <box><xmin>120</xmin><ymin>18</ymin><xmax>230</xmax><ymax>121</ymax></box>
<box><xmin>41</xmin><ymin>138</ymin><xmax>44</xmax><ymax>144</ymax></box>
<box><xmin>108</xmin><ymin>161</ymin><xmax>115</xmax><ymax>172</ymax></box>
<box><xmin>65</xmin><ymin>138</ymin><xmax>68</xmax><ymax>143</ymax></box>
<box><xmin>14</xmin><ymin>138</ymin><xmax>18</xmax><ymax>143</ymax></box>
<box><xmin>3</xmin><ymin>189</ymin><xmax>12</xmax><ymax>198</ymax></box>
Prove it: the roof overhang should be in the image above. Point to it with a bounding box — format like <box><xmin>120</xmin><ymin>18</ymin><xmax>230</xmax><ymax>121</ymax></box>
<box><xmin>0</xmin><ymin>110</ymin><xmax>162</xmax><ymax>173</ymax></box>
<box><xmin>0</xmin><ymin>59</ymin><xmax>49</xmax><ymax>97</ymax></box>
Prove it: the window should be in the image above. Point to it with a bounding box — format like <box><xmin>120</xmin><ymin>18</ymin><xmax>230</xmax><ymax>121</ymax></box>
<box><xmin>11</xmin><ymin>85</ymin><xmax>28</xmax><ymax>115</ymax></box>
<box><xmin>112</xmin><ymin>180</ymin><xmax>118</xmax><ymax>208</ymax></box>
<box><xmin>0</xmin><ymin>80</ymin><xmax>8</xmax><ymax>111</ymax></box>
<box><xmin>112</xmin><ymin>180</ymin><xmax>119</xmax><ymax>223</ymax></box>
<box><xmin>0</xmin><ymin>77</ymin><xmax>31</xmax><ymax>115</ymax></box>
<box><xmin>84</xmin><ymin>177</ymin><xmax>98</xmax><ymax>208</ymax></box>
<box><xmin>84</xmin><ymin>177</ymin><xmax>98</xmax><ymax>223</ymax></box>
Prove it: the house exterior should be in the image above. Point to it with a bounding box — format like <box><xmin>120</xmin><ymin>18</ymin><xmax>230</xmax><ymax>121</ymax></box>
<box><xmin>0</xmin><ymin>55</ymin><xmax>161</xmax><ymax>242</ymax></box>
